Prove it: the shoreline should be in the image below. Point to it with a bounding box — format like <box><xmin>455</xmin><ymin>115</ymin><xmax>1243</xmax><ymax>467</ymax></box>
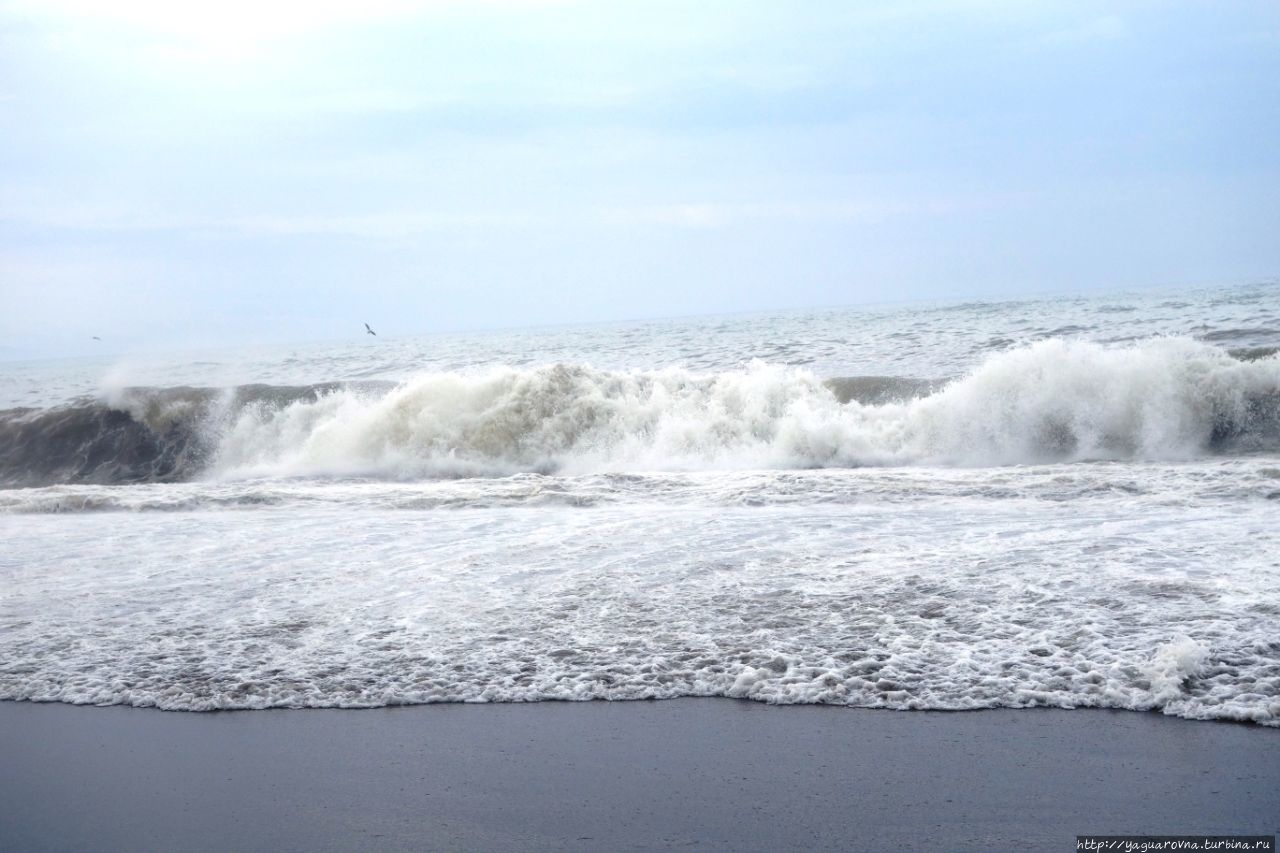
<box><xmin>4</xmin><ymin>698</ymin><xmax>1278</xmax><ymax>852</ymax></box>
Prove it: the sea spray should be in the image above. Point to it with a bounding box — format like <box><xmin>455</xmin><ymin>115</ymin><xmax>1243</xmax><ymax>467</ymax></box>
<box><xmin>5</xmin><ymin>337</ymin><xmax>1272</xmax><ymax>486</ymax></box>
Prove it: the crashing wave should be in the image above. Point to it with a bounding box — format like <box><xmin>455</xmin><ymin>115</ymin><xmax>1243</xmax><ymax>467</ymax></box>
<box><xmin>0</xmin><ymin>338</ymin><xmax>1277</xmax><ymax>486</ymax></box>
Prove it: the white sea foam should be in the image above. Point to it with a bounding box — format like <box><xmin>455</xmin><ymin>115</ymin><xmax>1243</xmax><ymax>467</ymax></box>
<box><xmin>1</xmin><ymin>499</ymin><xmax>1277</xmax><ymax>722</ymax></box>
<box><xmin>2</xmin><ymin>460</ymin><xmax>1278</xmax><ymax>514</ymax></box>
<box><xmin>208</xmin><ymin>338</ymin><xmax>1278</xmax><ymax>480</ymax></box>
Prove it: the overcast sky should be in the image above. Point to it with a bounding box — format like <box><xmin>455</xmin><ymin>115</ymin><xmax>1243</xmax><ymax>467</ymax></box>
<box><xmin>1</xmin><ymin>0</ymin><xmax>1278</xmax><ymax>357</ymax></box>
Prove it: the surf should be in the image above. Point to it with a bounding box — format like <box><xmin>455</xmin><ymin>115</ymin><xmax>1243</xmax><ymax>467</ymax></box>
<box><xmin>0</xmin><ymin>337</ymin><xmax>1276</xmax><ymax>487</ymax></box>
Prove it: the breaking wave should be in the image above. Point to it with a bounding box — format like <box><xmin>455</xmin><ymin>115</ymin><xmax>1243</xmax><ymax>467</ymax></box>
<box><xmin>1</xmin><ymin>338</ymin><xmax>1277</xmax><ymax>487</ymax></box>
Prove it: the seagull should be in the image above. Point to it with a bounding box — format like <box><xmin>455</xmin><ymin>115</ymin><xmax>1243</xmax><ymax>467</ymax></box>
<box><xmin>365</xmin><ymin>323</ymin><xmax>377</xmax><ymax>337</ymax></box>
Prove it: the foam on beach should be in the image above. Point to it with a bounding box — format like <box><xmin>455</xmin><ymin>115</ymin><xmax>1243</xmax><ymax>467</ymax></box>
<box><xmin>2</xmin><ymin>494</ymin><xmax>1278</xmax><ymax>724</ymax></box>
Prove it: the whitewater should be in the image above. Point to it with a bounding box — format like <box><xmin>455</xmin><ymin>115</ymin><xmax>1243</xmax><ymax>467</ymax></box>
<box><xmin>1</xmin><ymin>282</ymin><xmax>1278</xmax><ymax>724</ymax></box>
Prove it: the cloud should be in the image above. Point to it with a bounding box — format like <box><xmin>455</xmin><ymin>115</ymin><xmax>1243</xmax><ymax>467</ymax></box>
<box><xmin>1040</xmin><ymin>14</ymin><xmax>1127</xmax><ymax>45</ymax></box>
<box><xmin>3</xmin><ymin>0</ymin><xmax>570</xmax><ymax>34</ymax></box>
<box><xmin>2</xmin><ymin>186</ymin><xmax>1023</xmax><ymax>239</ymax></box>
<box><xmin>223</xmin><ymin>211</ymin><xmax>547</xmax><ymax>239</ymax></box>
<box><xmin>0</xmin><ymin>0</ymin><xmax>575</xmax><ymax>65</ymax></box>
<box><xmin>596</xmin><ymin>196</ymin><xmax>1023</xmax><ymax>229</ymax></box>
<box><xmin>0</xmin><ymin>198</ymin><xmax>545</xmax><ymax>239</ymax></box>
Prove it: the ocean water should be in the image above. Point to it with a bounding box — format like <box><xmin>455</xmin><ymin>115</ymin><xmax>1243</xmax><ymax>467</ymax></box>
<box><xmin>2</xmin><ymin>282</ymin><xmax>1279</xmax><ymax>723</ymax></box>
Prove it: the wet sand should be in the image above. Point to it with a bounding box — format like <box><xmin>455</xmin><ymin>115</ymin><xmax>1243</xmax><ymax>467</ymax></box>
<box><xmin>2</xmin><ymin>699</ymin><xmax>1278</xmax><ymax>852</ymax></box>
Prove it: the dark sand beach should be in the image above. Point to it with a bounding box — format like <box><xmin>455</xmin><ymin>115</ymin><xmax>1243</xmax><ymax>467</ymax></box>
<box><xmin>3</xmin><ymin>700</ymin><xmax>1277</xmax><ymax>852</ymax></box>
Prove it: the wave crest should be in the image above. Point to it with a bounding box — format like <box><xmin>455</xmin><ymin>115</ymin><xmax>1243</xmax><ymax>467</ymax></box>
<box><xmin>1</xmin><ymin>338</ymin><xmax>1276</xmax><ymax>486</ymax></box>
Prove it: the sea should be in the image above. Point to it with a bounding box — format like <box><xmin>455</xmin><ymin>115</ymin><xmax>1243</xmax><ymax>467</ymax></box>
<box><xmin>1</xmin><ymin>282</ymin><xmax>1278</xmax><ymax>724</ymax></box>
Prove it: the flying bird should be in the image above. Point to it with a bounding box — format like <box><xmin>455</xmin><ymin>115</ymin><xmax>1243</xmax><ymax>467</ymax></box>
<box><xmin>92</xmin><ymin>336</ymin><xmax>101</xmax><ymax>341</ymax></box>
<box><xmin>365</xmin><ymin>323</ymin><xmax>377</xmax><ymax>336</ymax></box>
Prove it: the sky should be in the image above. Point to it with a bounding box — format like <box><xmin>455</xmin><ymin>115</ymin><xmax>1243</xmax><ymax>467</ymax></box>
<box><xmin>1</xmin><ymin>0</ymin><xmax>1278</xmax><ymax>357</ymax></box>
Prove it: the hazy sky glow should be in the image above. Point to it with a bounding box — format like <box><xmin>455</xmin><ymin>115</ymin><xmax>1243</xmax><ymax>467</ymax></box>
<box><xmin>1</xmin><ymin>0</ymin><xmax>1278</xmax><ymax>355</ymax></box>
